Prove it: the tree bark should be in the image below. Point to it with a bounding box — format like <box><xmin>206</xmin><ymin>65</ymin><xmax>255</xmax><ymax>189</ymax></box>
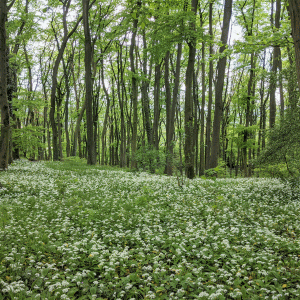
<box><xmin>83</xmin><ymin>0</ymin><xmax>96</xmax><ymax>165</ymax></box>
<box><xmin>111</xmin><ymin>48</ymin><xmax>127</xmax><ymax>167</ymax></box>
<box><xmin>288</xmin><ymin>0</ymin><xmax>300</xmax><ymax>91</ymax></box>
<box><xmin>205</xmin><ymin>1</ymin><xmax>213</xmax><ymax>170</ymax></box>
<box><xmin>243</xmin><ymin>53</ymin><xmax>255</xmax><ymax>177</ymax></box>
<box><xmin>62</xmin><ymin>54</ymin><xmax>71</xmax><ymax>157</ymax></box>
<box><xmin>129</xmin><ymin>2</ymin><xmax>140</xmax><ymax>169</ymax></box>
<box><xmin>141</xmin><ymin>32</ymin><xmax>152</xmax><ymax>149</ymax></box>
<box><xmin>49</xmin><ymin>0</ymin><xmax>84</xmax><ymax>161</ymax></box>
<box><xmin>210</xmin><ymin>0</ymin><xmax>232</xmax><ymax>169</ymax></box>
<box><xmin>199</xmin><ymin>38</ymin><xmax>206</xmax><ymax>176</ymax></box>
<box><xmin>101</xmin><ymin>64</ymin><xmax>110</xmax><ymax>165</ymax></box>
<box><xmin>269</xmin><ymin>0</ymin><xmax>281</xmax><ymax>128</ymax></box>
<box><xmin>0</xmin><ymin>0</ymin><xmax>10</xmax><ymax>170</ymax></box>
<box><xmin>184</xmin><ymin>0</ymin><xmax>198</xmax><ymax>179</ymax></box>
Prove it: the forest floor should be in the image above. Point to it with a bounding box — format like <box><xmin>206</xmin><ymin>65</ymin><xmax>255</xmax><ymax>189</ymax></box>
<box><xmin>0</xmin><ymin>158</ymin><xmax>300</xmax><ymax>300</ymax></box>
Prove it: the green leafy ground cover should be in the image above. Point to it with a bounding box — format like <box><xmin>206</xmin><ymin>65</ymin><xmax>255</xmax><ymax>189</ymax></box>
<box><xmin>0</xmin><ymin>159</ymin><xmax>300</xmax><ymax>300</ymax></box>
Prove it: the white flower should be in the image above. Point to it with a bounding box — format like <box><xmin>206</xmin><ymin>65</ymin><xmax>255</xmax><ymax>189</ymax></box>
<box><xmin>61</xmin><ymin>280</ymin><xmax>69</xmax><ymax>286</ymax></box>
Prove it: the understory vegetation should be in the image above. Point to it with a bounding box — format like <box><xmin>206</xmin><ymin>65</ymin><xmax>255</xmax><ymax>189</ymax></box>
<box><xmin>0</xmin><ymin>159</ymin><xmax>300</xmax><ymax>299</ymax></box>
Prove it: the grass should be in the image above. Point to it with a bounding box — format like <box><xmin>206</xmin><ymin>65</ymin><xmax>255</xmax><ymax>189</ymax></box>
<box><xmin>0</xmin><ymin>158</ymin><xmax>300</xmax><ymax>300</ymax></box>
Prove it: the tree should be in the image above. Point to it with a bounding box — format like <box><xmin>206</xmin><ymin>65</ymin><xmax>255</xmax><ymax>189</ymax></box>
<box><xmin>49</xmin><ymin>0</ymin><xmax>84</xmax><ymax>161</ymax></box>
<box><xmin>210</xmin><ymin>0</ymin><xmax>232</xmax><ymax>169</ymax></box>
<box><xmin>205</xmin><ymin>0</ymin><xmax>214</xmax><ymax>170</ymax></box>
<box><xmin>165</xmin><ymin>43</ymin><xmax>182</xmax><ymax>175</ymax></box>
<box><xmin>288</xmin><ymin>0</ymin><xmax>300</xmax><ymax>90</ymax></box>
<box><xmin>269</xmin><ymin>0</ymin><xmax>281</xmax><ymax>128</ymax></box>
<box><xmin>184</xmin><ymin>0</ymin><xmax>198</xmax><ymax>179</ymax></box>
<box><xmin>0</xmin><ymin>0</ymin><xmax>10</xmax><ymax>170</ymax></box>
<box><xmin>83</xmin><ymin>0</ymin><xmax>96</xmax><ymax>165</ymax></box>
<box><xmin>129</xmin><ymin>1</ymin><xmax>140</xmax><ymax>169</ymax></box>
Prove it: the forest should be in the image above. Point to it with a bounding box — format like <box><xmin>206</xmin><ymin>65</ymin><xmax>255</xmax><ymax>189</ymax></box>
<box><xmin>0</xmin><ymin>0</ymin><xmax>300</xmax><ymax>178</ymax></box>
<box><xmin>1</xmin><ymin>1</ymin><xmax>300</xmax><ymax>299</ymax></box>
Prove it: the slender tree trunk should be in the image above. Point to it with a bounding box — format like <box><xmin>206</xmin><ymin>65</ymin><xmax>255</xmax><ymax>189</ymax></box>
<box><xmin>112</xmin><ymin>48</ymin><xmax>127</xmax><ymax>168</ymax></box>
<box><xmin>165</xmin><ymin>43</ymin><xmax>182</xmax><ymax>175</ymax></box>
<box><xmin>49</xmin><ymin>7</ymin><xmax>68</xmax><ymax>161</ymax></box>
<box><xmin>243</xmin><ymin>53</ymin><xmax>255</xmax><ymax>177</ymax></box>
<box><xmin>71</xmin><ymin>44</ymin><xmax>82</xmax><ymax>157</ymax></box>
<box><xmin>288</xmin><ymin>0</ymin><xmax>300</xmax><ymax>90</ymax></box>
<box><xmin>184</xmin><ymin>0</ymin><xmax>198</xmax><ymax>179</ymax></box>
<box><xmin>206</xmin><ymin>1</ymin><xmax>213</xmax><ymax>170</ymax></box>
<box><xmin>199</xmin><ymin>39</ymin><xmax>206</xmax><ymax>176</ymax></box>
<box><xmin>269</xmin><ymin>0</ymin><xmax>281</xmax><ymax>128</ymax></box>
<box><xmin>57</xmin><ymin>107</ymin><xmax>63</xmax><ymax>159</ymax></box>
<box><xmin>210</xmin><ymin>0</ymin><xmax>232</xmax><ymax>169</ymax></box>
<box><xmin>24</xmin><ymin>45</ymin><xmax>34</xmax><ymax>127</ymax></box>
<box><xmin>153</xmin><ymin>63</ymin><xmax>161</xmax><ymax>150</ymax></box>
<box><xmin>278</xmin><ymin>49</ymin><xmax>284</xmax><ymax>120</ymax></box>
<box><xmin>140</xmin><ymin>32</ymin><xmax>154</xmax><ymax>171</ymax></box>
<box><xmin>62</xmin><ymin>56</ymin><xmax>71</xmax><ymax>157</ymax></box>
<box><xmin>101</xmin><ymin>69</ymin><xmax>110</xmax><ymax>165</ymax></box>
<box><xmin>72</xmin><ymin>100</ymin><xmax>86</xmax><ymax>157</ymax></box>
<box><xmin>129</xmin><ymin>4</ymin><xmax>139</xmax><ymax>169</ymax></box>
<box><xmin>141</xmin><ymin>32</ymin><xmax>152</xmax><ymax>148</ymax></box>
<box><xmin>164</xmin><ymin>51</ymin><xmax>171</xmax><ymax>174</ymax></box>
<box><xmin>49</xmin><ymin>0</ymin><xmax>84</xmax><ymax>161</ymax></box>
<box><xmin>193</xmin><ymin>69</ymin><xmax>200</xmax><ymax>176</ymax></box>
<box><xmin>0</xmin><ymin>0</ymin><xmax>10</xmax><ymax>170</ymax></box>
<box><xmin>83</xmin><ymin>0</ymin><xmax>96</xmax><ymax>165</ymax></box>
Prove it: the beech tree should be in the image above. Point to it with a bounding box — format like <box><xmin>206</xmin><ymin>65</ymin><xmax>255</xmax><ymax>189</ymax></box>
<box><xmin>83</xmin><ymin>0</ymin><xmax>96</xmax><ymax>165</ymax></box>
<box><xmin>184</xmin><ymin>0</ymin><xmax>198</xmax><ymax>179</ymax></box>
<box><xmin>288</xmin><ymin>0</ymin><xmax>300</xmax><ymax>90</ymax></box>
<box><xmin>0</xmin><ymin>0</ymin><xmax>13</xmax><ymax>170</ymax></box>
<box><xmin>210</xmin><ymin>0</ymin><xmax>232</xmax><ymax>169</ymax></box>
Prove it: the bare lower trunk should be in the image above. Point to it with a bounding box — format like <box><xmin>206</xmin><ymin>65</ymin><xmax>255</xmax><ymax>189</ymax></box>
<box><xmin>288</xmin><ymin>0</ymin><xmax>300</xmax><ymax>90</ymax></box>
<box><xmin>129</xmin><ymin>4</ymin><xmax>139</xmax><ymax>169</ymax></box>
<box><xmin>184</xmin><ymin>0</ymin><xmax>198</xmax><ymax>179</ymax></box>
<box><xmin>210</xmin><ymin>0</ymin><xmax>232</xmax><ymax>169</ymax></box>
<box><xmin>0</xmin><ymin>0</ymin><xmax>10</xmax><ymax>170</ymax></box>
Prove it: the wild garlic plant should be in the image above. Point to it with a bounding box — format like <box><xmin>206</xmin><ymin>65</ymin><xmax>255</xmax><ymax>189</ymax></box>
<box><xmin>0</xmin><ymin>159</ymin><xmax>300</xmax><ymax>299</ymax></box>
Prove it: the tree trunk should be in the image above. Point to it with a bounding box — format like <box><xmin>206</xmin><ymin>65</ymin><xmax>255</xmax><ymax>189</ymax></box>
<box><xmin>288</xmin><ymin>0</ymin><xmax>300</xmax><ymax>91</ymax></box>
<box><xmin>243</xmin><ymin>53</ymin><xmax>255</xmax><ymax>177</ymax></box>
<box><xmin>205</xmin><ymin>1</ymin><xmax>213</xmax><ymax>170</ymax></box>
<box><xmin>210</xmin><ymin>0</ymin><xmax>232</xmax><ymax>169</ymax></box>
<box><xmin>269</xmin><ymin>0</ymin><xmax>281</xmax><ymax>128</ymax></box>
<box><xmin>57</xmin><ymin>107</ymin><xmax>63</xmax><ymax>159</ymax></box>
<box><xmin>71</xmin><ymin>43</ymin><xmax>82</xmax><ymax>157</ymax></box>
<box><xmin>129</xmin><ymin>3</ymin><xmax>140</xmax><ymax>169</ymax></box>
<box><xmin>141</xmin><ymin>32</ymin><xmax>154</xmax><ymax>171</ymax></box>
<box><xmin>199</xmin><ymin>38</ymin><xmax>206</xmax><ymax>176</ymax></box>
<box><xmin>83</xmin><ymin>0</ymin><xmax>96</xmax><ymax>165</ymax></box>
<box><xmin>72</xmin><ymin>100</ymin><xmax>86</xmax><ymax>157</ymax></box>
<box><xmin>101</xmin><ymin>68</ymin><xmax>110</xmax><ymax>165</ymax></box>
<box><xmin>112</xmin><ymin>47</ymin><xmax>127</xmax><ymax>168</ymax></box>
<box><xmin>62</xmin><ymin>55</ymin><xmax>71</xmax><ymax>157</ymax></box>
<box><xmin>184</xmin><ymin>0</ymin><xmax>198</xmax><ymax>179</ymax></box>
<box><xmin>0</xmin><ymin>0</ymin><xmax>10</xmax><ymax>170</ymax></box>
<box><xmin>49</xmin><ymin>0</ymin><xmax>83</xmax><ymax>161</ymax></box>
<box><xmin>142</xmin><ymin>32</ymin><xmax>152</xmax><ymax>148</ymax></box>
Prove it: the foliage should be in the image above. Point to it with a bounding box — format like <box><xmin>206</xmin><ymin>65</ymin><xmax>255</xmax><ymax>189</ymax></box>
<box><xmin>1</xmin><ymin>160</ymin><xmax>300</xmax><ymax>299</ymax></box>
<box><xmin>2</xmin><ymin>0</ymin><xmax>300</xmax><ymax>180</ymax></box>
<box><xmin>134</xmin><ymin>146</ymin><xmax>166</xmax><ymax>173</ymax></box>
<box><xmin>12</xmin><ymin>125</ymin><xmax>44</xmax><ymax>159</ymax></box>
<box><xmin>255</xmin><ymin>108</ymin><xmax>300</xmax><ymax>177</ymax></box>
<box><xmin>203</xmin><ymin>160</ymin><xmax>230</xmax><ymax>179</ymax></box>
